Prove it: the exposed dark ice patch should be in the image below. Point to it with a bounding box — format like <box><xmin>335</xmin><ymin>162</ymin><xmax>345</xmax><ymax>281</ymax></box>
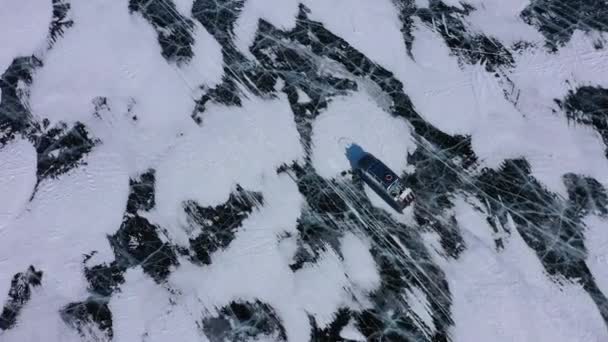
<box><xmin>416</xmin><ymin>1</ymin><xmax>515</xmax><ymax>71</ymax></box>
<box><xmin>351</xmin><ymin>191</ymin><xmax>453</xmax><ymax>341</ymax></box>
<box><xmin>202</xmin><ymin>300</ymin><xmax>287</xmax><ymax>342</ymax></box>
<box><xmin>1</xmin><ymin>0</ymin><xmax>75</xmax><ymax>145</ymax></box>
<box><xmin>106</xmin><ymin>169</ymin><xmax>175</xmax><ymax>285</ymax></box>
<box><xmin>256</xmin><ymin>7</ymin><xmax>608</xmax><ymax>334</ymax></box>
<box><xmin>476</xmin><ymin>159</ymin><xmax>608</xmax><ymax>325</ymax></box>
<box><xmin>554</xmin><ymin>86</ymin><xmax>608</xmax><ymax>158</ymax></box>
<box><xmin>391</xmin><ymin>0</ymin><xmax>417</xmax><ymax>58</ymax></box>
<box><xmin>245</xmin><ymin>9</ymin><xmax>608</xmax><ymax>331</ymax></box>
<box><xmin>186</xmin><ymin>0</ymin><xmax>263</xmax><ymax>118</ymax></box>
<box><xmin>391</xmin><ymin>0</ymin><xmax>514</xmax><ymax>72</ymax></box>
<box><xmin>521</xmin><ymin>0</ymin><xmax>608</xmax><ymax>51</ymax></box>
<box><xmin>0</xmin><ymin>56</ymin><xmax>42</xmax><ymax>146</ymax></box>
<box><xmin>191</xmin><ymin>75</ymin><xmax>243</xmax><ymax>122</ymax></box>
<box><xmin>249</xmin><ymin>5</ymin><xmax>477</xmax><ymax>167</ymax></box>
<box><xmin>277</xmin><ymin>163</ymin><xmax>349</xmax><ymax>270</ymax></box>
<box><xmin>49</xmin><ymin>0</ymin><xmax>74</xmax><ymax>47</ymax></box>
<box><xmin>191</xmin><ymin>2</ymin><xmax>478</xmax><ymax>172</ymax></box>
<box><xmin>91</xmin><ymin>96</ymin><xmax>138</xmax><ymax>122</ymax></box>
<box><xmin>67</xmin><ymin>170</ymin><xmax>174</xmax><ymax>338</ymax></box>
<box><xmin>60</xmin><ymin>299</ymin><xmax>113</xmax><ymax>340</ymax></box>
<box><xmin>184</xmin><ymin>185</ymin><xmax>263</xmax><ymax>265</ymax></box>
<box><xmin>279</xmin><ymin>162</ymin><xmax>453</xmax><ymax>341</ymax></box>
<box><xmin>108</xmin><ymin>171</ymin><xmax>178</xmax><ymax>283</ymax></box>
<box><xmin>251</xmin><ymin>20</ymin><xmax>359</xmax><ymax>153</ymax></box>
<box><xmin>0</xmin><ymin>266</ymin><xmax>42</xmax><ymax>331</ymax></box>
<box><xmin>83</xmin><ymin>251</ymin><xmax>126</xmax><ymax>298</ymax></box>
<box><xmin>563</xmin><ymin>173</ymin><xmax>608</xmax><ymax>217</ymax></box>
<box><xmin>293</xmin><ymin>5</ymin><xmax>477</xmax><ymax>165</ymax></box>
<box><xmin>109</xmin><ymin>214</ymin><xmax>178</xmax><ymax>283</ymax></box>
<box><xmin>407</xmin><ymin>147</ymin><xmax>466</xmax><ymax>258</ymax></box>
<box><xmin>309</xmin><ymin>308</ymin><xmax>354</xmax><ymax>341</ymax></box>
<box><xmin>91</xmin><ymin>96</ymin><xmax>110</xmax><ymax>120</ymax></box>
<box><xmin>1</xmin><ymin>0</ymin><xmax>77</xmax><ymax>147</ymax></box>
<box><xmin>284</xmin><ymin>164</ymin><xmax>350</xmax><ymax>218</ymax></box>
<box><xmin>192</xmin><ymin>0</ymin><xmax>244</xmax><ymax>44</ymax></box>
<box><xmin>0</xmin><ymin>47</ymin><xmax>98</xmax><ymax>196</ymax></box>
<box><xmin>126</xmin><ymin>169</ymin><xmax>157</xmax><ymax>214</ymax></box>
<box><xmin>129</xmin><ymin>0</ymin><xmax>196</xmax><ymax>63</ymax></box>
<box><xmin>190</xmin><ymin>0</ymin><xmax>252</xmax><ymax>118</ymax></box>
<box><xmin>245</xmin><ymin>6</ymin><xmax>475</xmax><ymax>339</ymax></box>
<box><xmin>35</xmin><ymin>121</ymin><xmax>99</xmax><ymax>182</ymax></box>
<box><xmin>84</xmin><ymin>262</ymin><xmax>126</xmax><ymax>299</ymax></box>
<box><xmin>392</xmin><ymin>0</ymin><xmax>521</xmax><ymax>103</ymax></box>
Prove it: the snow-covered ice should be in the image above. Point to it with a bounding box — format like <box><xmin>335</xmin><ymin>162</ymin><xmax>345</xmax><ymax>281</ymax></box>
<box><xmin>2</xmin><ymin>0</ymin><xmax>608</xmax><ymax>340</ymax></box>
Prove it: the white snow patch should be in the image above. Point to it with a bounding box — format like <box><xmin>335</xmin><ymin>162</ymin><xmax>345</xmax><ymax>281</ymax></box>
<box><xmin>302</xmin><ymin>0</ymin><xmax>404</xmax><ymax>70</ymax></box>
<box><xmin>168</xmin><ymin>174</ymin><xmax>375</xmax><ymax>340</ymax></box>
<box><xmin>472</xmin><ymin>101</ymin><xmax>608</xmax><ymax>196</ymax></box>
<box><xmin>404</xmin><ymin>287</ymin><xmax>436</xmax><ymax>336</ymax></box>
<box><xmin>439</xmin><ymin>0</ymin><xmax>465</xmax><ymax>10</ymax></box>
<box><xmin>110</xmin><ymin>267</ymin><xmax>203</xmax><ymax>342</ymax></box>
<box><xmin>233</xmin><ymin>0</ymin><xmax>299</xmax><ymax>58</ymax></box>
<box><xmin>340</xmin><ymin>319</ymin><xmax>366</xmax><ymax>341</ymax></box>
<box><xmin>478</xmin><ymin>31</ymin><xmax>608</xmax><ymax>195</ymax></box>
<box><xmin>28</xmin><ymin>0</ymin><xmax>205</xmax><ymax>174</ymax></box>
<box><xmin>407</xmin><ymin>23</ymin><xmax>608</xmax><ymax>197</ymax></box>
<box><xmin>153</xmin><ymin>93</ymin><xmax>304</xmax><ymax>245</ymax></box>
<box><xmin>168</xmin><ymin>172</ymin><xmax>310</xmax><ymax>341</ymax></box>
<box><xmin>294</xmin><ymin>249</ymin><xmax>352</xmax><ymax>328</ymax></box>
<box><xmin>340</xmin><ymin>233</ymin><xmax>380</xmax><ymax>292</ymax></box>
<box><xmin>446</xmin><ymin>197</ymin><xmax>608</xmax><ymax>342</ymax></box>
<box><xmin>172</xmin><ymin>0</ymin><xmax>194</xmax><ymax>17</ymax></box>
<box><xmin>414</xmin><ymin>0</ymin><xmax>430</xmax><ymax>8</ymax></box>
<box><xmin>511</xmin><ymin>31</ymin><xmax>608</xmax><ymax>106</ymax></box>
<box><xmin>296</xmin><ymin>87</ymin><xmax>311</xmax><ymax>103</ymax></box>
<box><xmin>0</xmin><ymin>285</ymin><xmax>84</xmax><ymax>342</ymax></box>
<box><xmin>464</xmin><ymin>0</ymin><xmax>544</xmax><ymax>45</ymax></box>
<box><xmin>0</xmin><ymin>144</ymin><xmax>129</xmax><ymax>311</ymax></box>
<box><xmin>311</xmin><ymin>91</ymin><xmax>414</xmax><ymax>179</ymax></box>
<box><xmin>407</xmin><ymin>21</ymin><xmax>488</xmax><ymax>136</ymax></box>
<box><xmin>181</xmin><ymin>22</ymin><xmax>225</xmax><ymax>89</ymax></box>
<box><xmin>0</xmin><ymin>138</ymin><xmax>36</xmax><ymax>231</ymax></box>
<box><xmin>278</xmin><ymin>233</ymin><xmax>299</xmax><ymax>264</ymax></box>
<box><xmin>0</xmin><ymin>0</ymin><xmax>52</xmax><ymax>73</ymax></box>
<box><xmin>584</xmin><ymin>215</ymin><xmax>608</xmax><ymax>296</ymax></box>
